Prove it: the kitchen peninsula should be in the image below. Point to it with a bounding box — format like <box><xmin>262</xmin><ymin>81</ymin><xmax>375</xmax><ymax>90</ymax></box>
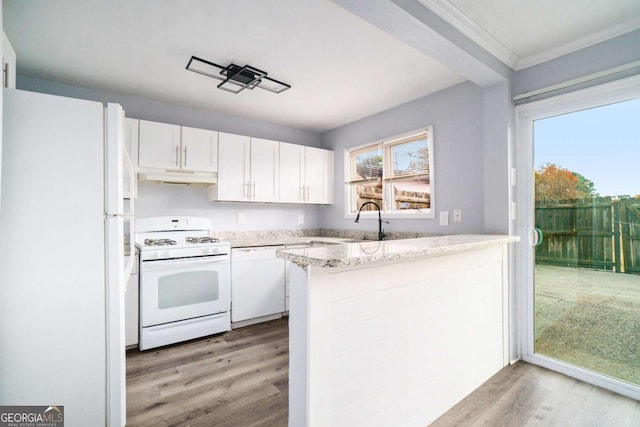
<box><xmin>278</xmin><ymin>234</ymin><xmax>519</xmax><ymax>427</ymax></box>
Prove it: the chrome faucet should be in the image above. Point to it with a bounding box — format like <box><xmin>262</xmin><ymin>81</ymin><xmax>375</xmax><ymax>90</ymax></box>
<box><xmin>354</xmin><ymin>201</ymin><xmax>387</xmax><ymax>241</ymax></box>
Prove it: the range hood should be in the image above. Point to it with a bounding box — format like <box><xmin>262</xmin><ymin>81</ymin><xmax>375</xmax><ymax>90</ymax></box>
<box><xmin>138</xmin><ymin>167</ymin><xmax>217</xmax><ymax>185</ymax></box>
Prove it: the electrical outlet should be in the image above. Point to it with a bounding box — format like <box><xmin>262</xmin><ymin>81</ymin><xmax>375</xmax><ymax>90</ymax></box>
<box><xmin>298</xmin><ymin>214</ymin><xmax>305</xmax><ymax>224</ymax></box>
<box><xmin>453</xmin><ymin>209</ymin><xmax>462</xmax><ymax>223</ymax></box>
<box><xmin>439</xmin><ymin>211</ymin><xmax>449</xmax><ymax>226</ymax></box>
<box><xmin>237</xmin><ymin>212</ymin><xmax>246</xmax><ymax>225</ymax></box>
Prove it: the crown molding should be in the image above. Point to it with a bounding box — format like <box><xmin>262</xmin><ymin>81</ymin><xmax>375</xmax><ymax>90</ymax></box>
<box><xmin>416</xmin><ymin>0</ymin><xmax>519</xmax><ymax>69</ymax></box>
<box><xmin>515</xmin><ymin>16</ymin><xmax>640</xmax><ymax>70</ymax></box>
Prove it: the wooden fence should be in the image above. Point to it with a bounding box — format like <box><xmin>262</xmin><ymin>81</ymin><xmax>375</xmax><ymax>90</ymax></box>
<box><xmin>356</xmin><ymin>184</ymin><xmax>430</xmax><ymax>211</ymax></box>
<box><xmin>535</xmin><ymin>197</ymin><xmax>640</xmax><ymax>273</ymax></box>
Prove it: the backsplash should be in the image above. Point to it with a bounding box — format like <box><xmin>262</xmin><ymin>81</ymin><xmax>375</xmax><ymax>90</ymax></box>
<box><xmin>212</xmin><ymin>228</ymin><xmax>435</xmax><ymax>243</ymax></box>
<box><xmin>319</xmin><ymin>228</ymin><xmax>437</xmax><ymax>241</ymax></box>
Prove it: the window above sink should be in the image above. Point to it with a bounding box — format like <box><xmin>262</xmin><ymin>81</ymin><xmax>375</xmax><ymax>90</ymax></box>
<box><xmin>344</xmin><ymin>126</ymin><xmax>435</xmax><ymax>219</ymax></box>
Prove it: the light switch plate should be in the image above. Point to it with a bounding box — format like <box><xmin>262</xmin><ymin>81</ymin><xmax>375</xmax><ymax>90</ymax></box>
<box><xmin>237</xmin><ymin>212</ymin><xmax>246</xmax><ymax>224</ymax></box>
<box><xmin>298</xmin><ymin>214</ymin><xmax>305</xmax><ymax>224</ymax></box>
<box><xmin>439</xmin><ymin>211</ymin><xmax>449</xmax><ymax>226</ymax></box>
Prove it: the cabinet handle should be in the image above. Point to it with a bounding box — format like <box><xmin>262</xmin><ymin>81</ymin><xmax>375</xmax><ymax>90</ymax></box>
<box><xmin>183</xmin><ymin>146</ymin><xmax>188</xmax><ymax>167</ymax></box>
<box><xmin>245</xmin><ymin>181</ymin><xmax>250</xmax><ymax>198</ymax></box>
<box><xmin>3</xmin><ymin>62</ymin><xmax>8</xmax><ymax>88</ymax></box>
<box><xmin>305</xmin><ymin>185</ymin><xmax>309</xmax><ymax>201</ymax></box>
<box><xmin>251</xmin><ymin>181</ymin><xmax>256</xmax><ymax>199</ymax></box>
<box><xmin>300</xmin><ymin>185</ymin><xmax>305</xmax><ymax>201</ymax></box>
<box><xmin>175</xmin><ymin>146</ymin><xmax>179</xmax><ymax>167</ymax></box>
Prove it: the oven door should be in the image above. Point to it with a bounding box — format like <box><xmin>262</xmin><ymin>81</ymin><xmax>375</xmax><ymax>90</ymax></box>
<box><xmin>140</xmin><ymin>255</ymin><xmax>230</xmax><ymax>327</ymax></box>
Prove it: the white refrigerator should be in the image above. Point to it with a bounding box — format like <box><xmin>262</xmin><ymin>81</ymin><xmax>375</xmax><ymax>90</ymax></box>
<box><xmin>0</xmin><ymin>89</ymin><xmax>134</xmax><ymax>427</ymax></box>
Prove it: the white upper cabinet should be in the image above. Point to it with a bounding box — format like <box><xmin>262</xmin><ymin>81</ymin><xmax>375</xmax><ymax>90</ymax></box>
<box><xmin>133</xmin><ymin>116</ymin><xmax>333</xmax><ymax>202</ymax></box>
<box><xmin>214</xmin><ymin>132</ymin><xmax>250</xmax><ymax>201</ymax></box>
<box><xmin>137</xmin><ymin>120</ymin><xmax>218</xmax><ymax>184</ymax></box>
<box><xmin>181</xmin><ymin>126</ymin><xmax>218</xmax><ymax>172</ymax></box>
<box><xmin>279</xmin><ymin>143</ymin><xmax>304</xmax><ymax>203</ymax></box>
<box><xmin>211</xmin><ymin>134</ymin><xmax>279</xmax><ymax>202</ymax></box>
<box><xmin>304</xmin><ymin>147</ymin><xmax>328</xmax><ymax>204</ymax></box>
<box><xmin>138</xmin><ymin>120</ymin><xmax>181</xmax><ymax>170</ymax></box>
<box><xmin>123</xmin><ymin>118</ymin><xmax>139</xmax><ymax>199</ymax></box>
<box><xmin>279</xmin><ymin>143</ymin><xmax>334</xmax><ymax>204</ymax></box>
<box><xmin>250</xmin><ymin>138</ymin><xmax>279</xmax><ymax>202</ymax></box>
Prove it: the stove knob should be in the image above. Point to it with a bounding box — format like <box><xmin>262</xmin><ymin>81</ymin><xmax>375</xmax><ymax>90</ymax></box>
<box><xmin>160</xmin><ymin>250</ymin><xmax>170</xmax><ymax>258</ymax></box>
<box><xmin>150</xmin><ymin>251</ymin><xmax>159</xmax><ymax>259</ymax></box>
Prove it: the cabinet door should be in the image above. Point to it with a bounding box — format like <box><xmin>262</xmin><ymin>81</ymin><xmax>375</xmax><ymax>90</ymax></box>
<box><xmin>181</xmin><ymin>126</ymin><xmax>218</xmax><ymax>172</ymax></box>
<box><xmin>250</xmin><ymin>138</ymin><xmax>279</xmax><ymax>202</ymax></box>
<box><xmin>138</xmin><ymin>120</ymin><xmax>181</xmax><ymax>169</ymax></box>
<box><xmin>304</xmin><ymin>147</ymin><xmax>327</xmax><ymax>204</ymax></box>
<box><xmin>231</xmin><ymin>248</ymin><xmax>285</xmax><ymax>323</ymax></box>
<box><xmin>123</xmin><ymin>118</ymin><xmax>139</xmax><ymax>199</ymax></box>
<box><xmin>217</xmin><ymin>132</ymin><xmax>250</xmax><ymax>201</ymax></box>
<box><xmin>279</xmin><ymin>142</ymin><xmax>304</xmax><ymax>203</ymax></box>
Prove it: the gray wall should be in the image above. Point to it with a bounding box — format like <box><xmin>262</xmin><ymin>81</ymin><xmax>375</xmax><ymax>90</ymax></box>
<box><xmin>514</xmin><ymin>29</ymin><xmax>640</xmax><ymax>101</ymax></box>
<box><xmin>320</xmin><ymin>81</ymin><xmax>486</xmax><ymax>234</ymax></box>
<box><xmin>135</xmin><ymin>182</ymin><xmax>329</xmax><ymax>231</ymax></box>
<box><xmin>483</xmin><ymin>81</ymin><xmax>514</xmax><ymax>234</ymax></box>
<box><xmin>17</xmin><ymin>75</ymin><xmax>327</xmax><ymax>231</ymax></box>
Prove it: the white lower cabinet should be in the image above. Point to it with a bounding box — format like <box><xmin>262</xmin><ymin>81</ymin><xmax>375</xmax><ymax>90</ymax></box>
<box><xmin>125</xmin><ymin>256</ymin><xmax>139</xmax><ymax>347</ymax></box>
<box><xmin>231</xmin><ymin>246</ymin><xmax>285</xmax><ymax>327</ymax></box>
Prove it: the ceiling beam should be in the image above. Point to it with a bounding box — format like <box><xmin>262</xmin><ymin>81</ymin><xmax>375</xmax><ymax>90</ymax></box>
<box><xmin>330</xmin><ymin>0</ymin><xmax>511</xmax><ymax>87</ymax></box>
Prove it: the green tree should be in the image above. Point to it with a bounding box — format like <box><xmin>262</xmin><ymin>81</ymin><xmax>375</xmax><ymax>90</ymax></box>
<box><xmin>573</xmin><ymin>171</ymin><xmax>599</xmax><ymax>198</ymax></box>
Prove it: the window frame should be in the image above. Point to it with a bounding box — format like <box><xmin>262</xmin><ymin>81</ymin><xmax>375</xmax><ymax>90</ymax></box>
<box><xmin>344</xmin><ymin>126</ymin><xmax>435</xmax><ymax>219</ymax></box>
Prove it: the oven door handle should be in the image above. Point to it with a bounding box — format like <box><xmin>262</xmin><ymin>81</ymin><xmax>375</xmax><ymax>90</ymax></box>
<box><xmin>141</xmin><ymin>255</ymin><xmax>229</xmax><ymax>270</ymax></box>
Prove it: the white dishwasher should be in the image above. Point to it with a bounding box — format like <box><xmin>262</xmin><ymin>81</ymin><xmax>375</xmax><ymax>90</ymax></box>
<box><xmin>231</xmin><ymin>245</ymin><xmax>286</xmax><ymax>327</ymax></box>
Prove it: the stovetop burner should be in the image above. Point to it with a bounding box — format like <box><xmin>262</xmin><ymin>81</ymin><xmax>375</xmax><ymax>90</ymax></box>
<box><xmin>186</xmin><ymin>236</ymin><xmax>220</xmax><ymax>244</ymax></box>
<box><xmin>144</xmin><ymin>238</ymin><xmax>177</xmax><ymax>246</ymax></box>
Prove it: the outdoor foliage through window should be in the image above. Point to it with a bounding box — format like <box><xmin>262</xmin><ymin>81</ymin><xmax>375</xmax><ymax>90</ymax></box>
<box><xmin>345</xmin><ymin>127</ymin><xmax>433</xmax><ymax>215</ymax></box>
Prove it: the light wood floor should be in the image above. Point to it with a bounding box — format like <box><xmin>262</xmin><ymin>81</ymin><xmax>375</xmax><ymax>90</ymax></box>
<box><xmin>430</xmin><ymin>361</ymin><xmax>640</xmax><ymax>427</ymax></box>
<box><xmin>126</xmin><ymin>318</ymin><xmax>289</xmax><ymax>427</ymax></box>
<box><xmin>126</xmin><ymin>318</ymin><xmax>640</xmax><ymax>427</ymax></box>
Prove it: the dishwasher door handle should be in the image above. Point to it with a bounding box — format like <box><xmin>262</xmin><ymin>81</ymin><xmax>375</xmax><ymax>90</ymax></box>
<box><xmin>232</xmin><ymin>246</ymin><xmax>283</xmax><ymax>261</ymax></box>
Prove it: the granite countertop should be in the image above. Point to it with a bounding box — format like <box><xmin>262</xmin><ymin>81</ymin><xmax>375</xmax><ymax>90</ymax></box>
<box><xmin>228</xmin><ymin>236</ymin><xmax>356</xmax><ymax>248</ymax></box>
<box><xmin>276</xmin><ymin>234</ymin><xmax>520</xmax><ymax>268</ymax></box>
<box><xmin>212</xmin><ymin>228</ymin><xmax>435</xmax><ymax>249</ymax></box>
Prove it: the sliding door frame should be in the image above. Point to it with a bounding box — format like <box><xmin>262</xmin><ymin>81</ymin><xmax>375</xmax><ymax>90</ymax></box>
<box><xmin>515</xmin><ymin>73</ymin><xmax>640</xmax><ymax>401</ymax></box>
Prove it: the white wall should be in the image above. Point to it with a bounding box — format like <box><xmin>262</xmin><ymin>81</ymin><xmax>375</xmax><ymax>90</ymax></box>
<box><xmin>320</xmin><ymin>81</ymin><xmax>486</xmax><ymax>234</ymax></box>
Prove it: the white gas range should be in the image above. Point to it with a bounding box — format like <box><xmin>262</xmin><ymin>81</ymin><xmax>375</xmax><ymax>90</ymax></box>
<box><xmin>135</xmin><ymin>216</ymin><xmax>231</xmax><ymax>350</ymax></box>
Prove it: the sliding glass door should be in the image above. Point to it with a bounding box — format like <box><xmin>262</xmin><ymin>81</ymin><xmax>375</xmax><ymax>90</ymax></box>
<box><xmin>517</xmin><ymin>75</ymin><xmax>640</xmax><ymax>400</ymax></box>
